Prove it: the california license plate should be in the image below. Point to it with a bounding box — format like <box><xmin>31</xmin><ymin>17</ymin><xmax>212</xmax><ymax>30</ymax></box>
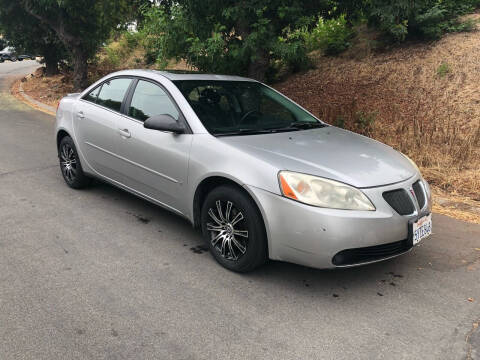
<box><xmin>412</xmin><ymin>214</ymin><xmax>432</xmax><ymax>245</ymax></box>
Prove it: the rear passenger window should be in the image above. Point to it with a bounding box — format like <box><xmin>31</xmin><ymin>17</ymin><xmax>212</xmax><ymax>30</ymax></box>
<box><xmin>128</xmin><ymin>80</ymin><xmax>179</xmax><ymax>122</ymax></box>
<box><xmin>96</xmin><ymin>78</ymin><xmax>132</xmax><ymax>112</ymax></box>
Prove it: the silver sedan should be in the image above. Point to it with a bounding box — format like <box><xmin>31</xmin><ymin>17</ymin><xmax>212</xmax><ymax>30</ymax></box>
<box><xmin>55</xmin><ymin>70</ymin><xmax>433</xmax><ymax>272</ymax></box>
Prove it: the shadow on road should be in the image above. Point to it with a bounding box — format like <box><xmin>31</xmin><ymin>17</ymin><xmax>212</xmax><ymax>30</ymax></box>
<box><xmin>85</xmin><ymin>177</ymin><xmax>427</xmax><ymax>291</ymax></box>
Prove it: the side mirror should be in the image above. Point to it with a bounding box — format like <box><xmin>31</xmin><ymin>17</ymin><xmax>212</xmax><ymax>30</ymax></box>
<box><xmin>144</xmin><ymin>114</ymin><xmax>185</xmax><ymax>134</ymax></box>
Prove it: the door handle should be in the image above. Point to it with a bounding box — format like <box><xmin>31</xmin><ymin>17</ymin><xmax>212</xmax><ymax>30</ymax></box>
<box><xmin>118</xmin><ymin>128</ymin><xmax>131</xmax><ymax>138</ymax></box>
<box><xmin>77</xmin><ymin>111</ymin><xmax>85</xmax><ymax>119</ymax></box>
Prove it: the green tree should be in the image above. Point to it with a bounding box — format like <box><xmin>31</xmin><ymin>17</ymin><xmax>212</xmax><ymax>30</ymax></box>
<box><xmin>0</xmin><ymin>1</ymin><xmax>66</xmax><ymax>75</ymax></box>
<box><xmin>19</xmin><ymin>0</ymin><xmax>133</xmax><ymax>90</ymax></box>
<box><xmin>142</xmin><ymin>0</ymin><xmax>330</xmax><ymax>81</ymax></box>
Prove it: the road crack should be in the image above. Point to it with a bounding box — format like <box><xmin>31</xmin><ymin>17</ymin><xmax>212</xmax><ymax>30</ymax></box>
<box><xmin>466</xmin><ymin>318</ymin><xmax>480</xmax><ymax>360</ymax></box>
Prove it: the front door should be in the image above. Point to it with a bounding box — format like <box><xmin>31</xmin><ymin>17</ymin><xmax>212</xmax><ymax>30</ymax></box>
<box><xmin>114</xmin><ymin>79</ymin><xmax>192</xmax><ymax>214</ymax></box>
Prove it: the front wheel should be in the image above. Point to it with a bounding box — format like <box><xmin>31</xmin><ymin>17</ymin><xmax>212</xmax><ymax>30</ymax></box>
<box><xmin>58</xmin><ymin>136</ymin><xmax>92</xmax><ymax>189</ymax></box>
<box><xmin>201</xmin><ymin>185</ymin><xmax>267</xmax><ymax>272</ymax></box>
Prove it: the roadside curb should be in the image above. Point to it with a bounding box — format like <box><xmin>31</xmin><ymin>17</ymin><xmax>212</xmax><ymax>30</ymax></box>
<box><xmin>15</xmin><ymin>77</ymin><xmax>56</xmax><ymax>116</ymax></box>
<box><xmin>9</xmin><ymin>75</ymin><xmax>57</xmax><ymax>116</ymax></box>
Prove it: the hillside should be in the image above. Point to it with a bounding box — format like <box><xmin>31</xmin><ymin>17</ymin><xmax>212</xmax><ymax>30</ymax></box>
<box><xmin>275</xmin><ymin>15</ymin><xmax>480</xmax><ymax>222</ymax></box>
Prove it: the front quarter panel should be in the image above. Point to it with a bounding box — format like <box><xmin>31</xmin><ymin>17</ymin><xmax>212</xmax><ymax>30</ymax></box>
<box><xmin>186</xmin><ymin>134</ymin><xmax>282</xmax><ymax>219</ymax></box>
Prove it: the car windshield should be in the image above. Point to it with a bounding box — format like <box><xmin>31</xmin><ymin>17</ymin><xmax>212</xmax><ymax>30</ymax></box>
<box><xmin>173</xmin><ymin>80</ymin><xmax>324</xmax><ymax>136</ymax></box>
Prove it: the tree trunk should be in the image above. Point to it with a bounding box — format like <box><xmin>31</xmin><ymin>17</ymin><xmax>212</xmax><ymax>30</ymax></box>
<box><xmin>236</xmin><ymin>15</ymin><xmax>270</xmax><ymax>82</ymax></box>
<box><xmin>20</xmin><ymin>1</ymin><xmax>89</xmax><ymax>90</ymax></box>
<box><xmin>43</xmin><ymin>49</ymin><xmax>59</xmax><ymax>76</ymax></box>
<box><xmin>247</xmin><ymin>48</ymin><xmax>269</xmax><ymax>82</ymax></box>
<box><xmin>71</xmin><ymin>47</ymin><xmax>88</xmax><ymax>91</ymax></box>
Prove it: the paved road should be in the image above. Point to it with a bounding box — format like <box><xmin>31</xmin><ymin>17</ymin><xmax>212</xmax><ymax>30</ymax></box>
<box><xmin>1</xmin><ymin>61</ymin><xmax>479</xmax><ymax>360</ymax></box>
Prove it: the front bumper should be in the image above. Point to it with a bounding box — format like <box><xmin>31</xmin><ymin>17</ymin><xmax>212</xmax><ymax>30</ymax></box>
<box><xmin>247</xmin><ymin>175</ymin><xmax>431</xmax><ymax>269</ymax></box>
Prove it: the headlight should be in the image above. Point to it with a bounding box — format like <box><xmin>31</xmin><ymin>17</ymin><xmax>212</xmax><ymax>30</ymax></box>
<box><xmin>278</xmin><ymin>171</ymin><xmax>375</xmax><ymax>211</ymax></box>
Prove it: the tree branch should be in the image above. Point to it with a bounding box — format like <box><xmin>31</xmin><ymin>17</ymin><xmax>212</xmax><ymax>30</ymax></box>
<box><xmin>19</xmin><ymin>0</ymin><xmax>80</xmax><ymax>48</ymax></box>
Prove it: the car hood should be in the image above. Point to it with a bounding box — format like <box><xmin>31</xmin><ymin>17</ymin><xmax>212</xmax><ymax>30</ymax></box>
<box><xmin>219</xmin><ymin>126</ymin><xmax>416</xmax><ymax>188</ymax></box>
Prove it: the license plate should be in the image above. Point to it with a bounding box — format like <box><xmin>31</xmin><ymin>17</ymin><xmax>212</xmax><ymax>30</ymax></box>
<box><xmin>412</xmin><ymin>214</ymin><xmax>432</xmax><ymax>245</ymax></box>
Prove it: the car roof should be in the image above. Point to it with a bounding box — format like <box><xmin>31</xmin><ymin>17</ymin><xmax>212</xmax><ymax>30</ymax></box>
<box><xmin>154</xmin><ymin>70</ymin><xmax>256</xmax><ymax>82</ymax></box>
<box><xmin>105</xmin><ymin>69</ymin><xmax>257</xmax><ymax>82</ymax></box>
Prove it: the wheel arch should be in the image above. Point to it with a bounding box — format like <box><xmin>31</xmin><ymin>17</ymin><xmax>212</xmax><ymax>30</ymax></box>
<box><xmin>192</xmin><ymin>175</ymin><xmax>270</xmax><ymax>257</ymax></box>
<box><xmin>56</xmin><ymin>129</ymin><xmax>71</xmax><ymax>150</ymax></box>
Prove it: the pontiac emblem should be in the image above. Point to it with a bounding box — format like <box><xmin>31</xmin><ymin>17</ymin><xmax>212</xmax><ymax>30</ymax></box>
<box><xmin>409</xmin><ymin>188</ymin><xmax>416</xmax><ymax>199</ymax></box>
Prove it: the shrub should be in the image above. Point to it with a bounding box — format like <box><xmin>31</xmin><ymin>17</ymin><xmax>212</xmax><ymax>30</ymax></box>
<box><xmin>98</xmin><ymin>31</ymin><xmax>145</xmax><ymax>70</ymax></box>
<box><xmin>436</xmin><ymin>62</ymin><xmax>451</xmax><ymax>78</ymax></box>
<box><xmin>354</xmin><ymin>111</ymin><xmax>377</xmax><ymax>135</ymax></box>
<box><xmin>298</xmin><ymin>15</ymin><xmax>355</xmax><ymax>55</ymax></box>
<box><xmin>366</xmin><ymin>0</ymin><xmax>480</xmax><ymax>42</ymax></box>
<box><xmin>104</xmin><ymin>46</ymin><xmax>121</xmax><ymax>67</ymax></box>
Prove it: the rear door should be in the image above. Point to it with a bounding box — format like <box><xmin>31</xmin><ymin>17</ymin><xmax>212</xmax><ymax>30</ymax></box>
<box><xmin>114</xmin><ymin>79</ymin><xmax>192</xmax><ymax>214</ymax></box>
<box><xmin>73</xmin><ymin>77</ymin><xmax>132</xmax><ymax>180</ymax></box>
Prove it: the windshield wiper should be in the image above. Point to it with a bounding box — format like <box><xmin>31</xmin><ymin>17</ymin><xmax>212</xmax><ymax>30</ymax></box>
<box><xmin>215</xmin><ymin>128</ymin><xmax>275</xmax><ymax>137</ymax></box>
<box><xmin>215</xmin><ymin>122</ymin><xmax>328</xmax><ymax>137</ymax></box>
<box><xmin>289</xmin><ymin>121</ymin><xmax>328</xmax><ymax>129</ymax></box>
<box><xmin>261</xmin><ymin>122</ymin><xmax>328</xmax><ymax>133</ymax></box>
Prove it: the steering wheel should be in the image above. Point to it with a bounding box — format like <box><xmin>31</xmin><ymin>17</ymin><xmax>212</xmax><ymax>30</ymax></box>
<box><xmin>239</xmin><ymin>110</ymin><xmax>262</xmax><ymax>125</ymax></box>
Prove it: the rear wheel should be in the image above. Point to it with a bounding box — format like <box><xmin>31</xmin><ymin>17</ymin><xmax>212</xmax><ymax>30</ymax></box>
<box><xmin>201</xmin><ymin>185</ymin><xmax>267</xmax><ymax>272</ymax></box>
<box><xmin>58</xmin><ymin>136</ymin><xmax>92</xmax><ymax>189</ymax></box>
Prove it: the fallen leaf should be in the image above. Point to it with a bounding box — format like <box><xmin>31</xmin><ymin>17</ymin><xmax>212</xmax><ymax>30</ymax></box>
<box><xmin>475</xmin><ymin>248</ymin><xmax>480</xmax><ymax>251</ymax></box>
<box><xmin>468</xmin><ymin>298</ymin><xmax>474</xmax><ymax>302</ymax></box>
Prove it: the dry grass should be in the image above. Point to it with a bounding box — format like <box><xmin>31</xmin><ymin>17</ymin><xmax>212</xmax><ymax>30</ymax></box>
<box><xmin>275</xmin><ymin>15</ymin><xmax>480</xmax><ymax>223</ymax></box>
<box><xmin>20</xmin><ymin>68</ymin><xmax>75</xmax><ymax>108</ymax></box>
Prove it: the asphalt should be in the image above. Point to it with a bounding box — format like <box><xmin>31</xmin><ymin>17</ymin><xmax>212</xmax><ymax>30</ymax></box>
<box><xmin>0</xmin><ymin>60</ymin><xmax>479</xmax><ymax>360</ymax></box>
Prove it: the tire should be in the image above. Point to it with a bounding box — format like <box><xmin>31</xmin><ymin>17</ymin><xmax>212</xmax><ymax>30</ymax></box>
<box><xmin>201</xmin><ymin>185</ymin><xmax>267</xmax><ymax>272</ymax></box>
<box><xmin>58</xmin><ymin>136</ymin><xmax>92</xmax><ymax>189</ymax></box>
<box><xmin>18</xmin><ymin>58</ymin><xmax>23</xmax><ymax>61</ymax></box>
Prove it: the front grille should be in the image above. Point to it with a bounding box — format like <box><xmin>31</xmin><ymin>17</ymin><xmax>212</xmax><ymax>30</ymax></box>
<box><xmin>383</xmin><ymin>189</ymin><xmax>415</xmax><ymax>215</ymax></box>
<box><xmin>412</xmin><ymin>180</ymin><xmax>426</xmax><ymax>209</ymax></box>
<box><xmin>332</xmin><ymin>240</ymin><xmax>411</xmax><ymax>266</ymax></box>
